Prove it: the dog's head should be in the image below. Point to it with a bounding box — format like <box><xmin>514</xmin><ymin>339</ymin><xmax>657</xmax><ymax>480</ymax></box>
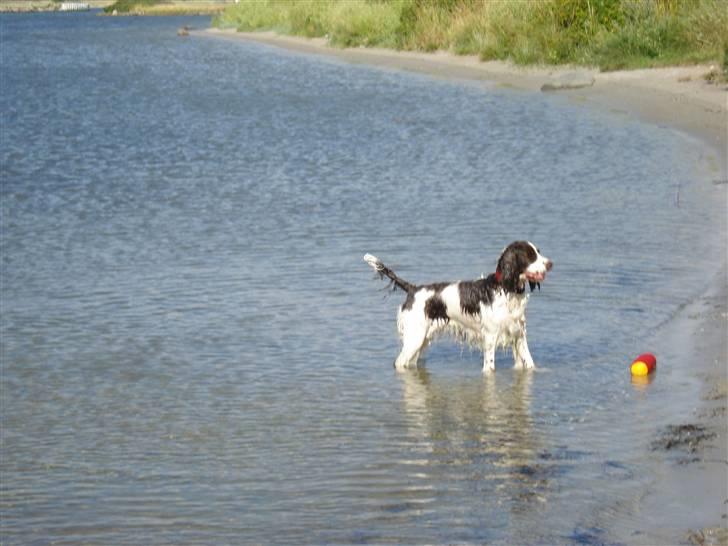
<box><xmin>496</xmin><ymin>241</ymin><xmax>553</xmax><ymax>293</ymax></box>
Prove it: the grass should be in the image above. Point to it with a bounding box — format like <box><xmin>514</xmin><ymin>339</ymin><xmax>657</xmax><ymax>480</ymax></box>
<box><xmin>104</xmin><ymin>0</ymin><xmax>230</xmax><ymax>15</ymax></box>
<box><xmin>213</xmin><ymin>0</ymin><xmax>728</xmax><ymax>71</ymax></box>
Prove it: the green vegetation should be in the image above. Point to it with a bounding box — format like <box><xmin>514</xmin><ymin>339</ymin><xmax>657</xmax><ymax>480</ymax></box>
<box><xmin>104</xmin><ymin>0</ymin><xmax>229</xmax><ymax>15</ymax></box>
<box><xmin>214</xmin><ymin>0</ymin><xmax>728</xmax><ymax>70</ymax></box>
<box><xmin>104</xmin><ymin>0</ymin><xmax>155</xmax><ymax>13</ymax></box>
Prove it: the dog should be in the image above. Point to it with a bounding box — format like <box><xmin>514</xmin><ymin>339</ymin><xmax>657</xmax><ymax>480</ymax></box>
<box><xmin>363</xmin><ymin>241</ymin><xmax>552</xmax><ymax>372</ymax></box>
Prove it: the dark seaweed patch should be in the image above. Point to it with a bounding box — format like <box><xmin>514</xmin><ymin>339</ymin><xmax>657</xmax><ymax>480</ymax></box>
<box><xmin>602</xmin><ymin>460</ymin><xmax>634</xmax><ymax>480</ymax></box>
<box><xmin>537</xmin><ymin>447</ymin><xmax>592</xmax><ymax>461</ymax></box>
<box><xmin>651</xmin><ymin>424</ymin><xmax>716</xmax><ymax>453</ymax></box>
<box><xmin>566</xmin><ymin>526</ymin><xmax>616</xmax><ymax>546</ymax></box>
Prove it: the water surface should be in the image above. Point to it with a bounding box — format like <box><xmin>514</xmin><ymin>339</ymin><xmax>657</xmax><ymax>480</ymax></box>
<box><xmin>1</xmin><ymin>12</ymin><xmax>725</xmax><ymax>545</ymax></box>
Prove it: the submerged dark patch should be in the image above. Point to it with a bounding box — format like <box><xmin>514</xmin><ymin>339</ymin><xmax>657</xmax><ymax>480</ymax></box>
<box><xmin>458</xmin><ymin>276</ymin><xmax>498</xmax><ymax>315</ymax></box>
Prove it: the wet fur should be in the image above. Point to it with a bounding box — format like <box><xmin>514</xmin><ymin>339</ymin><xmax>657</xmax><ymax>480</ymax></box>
<box><xmin>364</xmin><ymin>241</ymin><xmax>552</xmax><ymax>372</ymax></box>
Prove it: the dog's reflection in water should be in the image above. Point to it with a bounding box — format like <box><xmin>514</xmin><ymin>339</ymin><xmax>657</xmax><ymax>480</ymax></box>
<box><xmin>397</xmin><ymin>368</ymin><xmax>555</xmax><ymax>513</ymax></box>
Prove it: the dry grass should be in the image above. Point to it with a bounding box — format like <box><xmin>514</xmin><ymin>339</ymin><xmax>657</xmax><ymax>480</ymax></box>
<box><xmin>121</xmin><ymin>2</ymin><xmax>228</xmax><ymax>15</ymax></box>
<box><xmin>104</xmin><ymin>0</ymin><xmax>231</xmax><ymax>16</ymax></box>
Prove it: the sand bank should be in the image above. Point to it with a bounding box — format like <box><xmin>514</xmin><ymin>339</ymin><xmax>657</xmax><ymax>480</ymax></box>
<box><xmin>198</xmin><ymin>27</ymin><xmax>727</xmax><ymax>541</ymax></box>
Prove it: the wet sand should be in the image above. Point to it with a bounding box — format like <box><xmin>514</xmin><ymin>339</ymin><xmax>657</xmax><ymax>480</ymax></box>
<box><xmin>635</xmin><ymin>272</ymin><xmax>727</xmax><ymax>545</ymax></box>
<box><xmin>199</xmin><ymin>28</ymin><xmax>728</xmax><ymax>542</ymax></box>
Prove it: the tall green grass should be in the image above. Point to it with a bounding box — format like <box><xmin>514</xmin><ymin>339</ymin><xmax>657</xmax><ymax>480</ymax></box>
<box><xmin>104</xmin><ymin>0</ymin><xmax>228</xmax><ymax>14</ymax></box>
<box><xmin>104</xmin><ymin>0</ymin><xmax>157</xmax><ymax>13</ymax></box>
<box><xmin>214</xmin><ymin>0</ymin><xmax>728</xmax><ymax>70</ymax></box>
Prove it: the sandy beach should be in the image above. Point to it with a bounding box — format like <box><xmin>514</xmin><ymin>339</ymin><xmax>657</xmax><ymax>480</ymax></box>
<box><xmin>200</xmin><ymin>27</ymin><xmax>728</xmax><ymax>542</ymax></box>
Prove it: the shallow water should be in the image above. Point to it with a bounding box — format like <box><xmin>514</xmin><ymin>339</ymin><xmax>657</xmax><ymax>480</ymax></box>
<box><xmin>1</xmin><ymin>12</ymin><xmax>725</xmax><ymax>545</ymax></box>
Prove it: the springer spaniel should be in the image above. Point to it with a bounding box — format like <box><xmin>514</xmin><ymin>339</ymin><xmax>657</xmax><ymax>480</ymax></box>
<box><xmin>364</xmin><ymin>241</ymin><xmax>552</xmax><ymax>372</ymax></box>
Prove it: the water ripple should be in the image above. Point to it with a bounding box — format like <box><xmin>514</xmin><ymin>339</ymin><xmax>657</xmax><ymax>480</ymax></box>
<box><xmin>1</xmin><ymin>11</ymin><xmax>725</xmax><ymax>546</ymax></box>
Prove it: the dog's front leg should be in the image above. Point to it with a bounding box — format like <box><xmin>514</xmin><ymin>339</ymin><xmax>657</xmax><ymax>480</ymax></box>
<box><xmin>482</xmin><ymin>334</ymin><xmax>497</xmax><ymax>373</ymax></box>
<box><xmin>513</xmin><ymin>332</ymin><xmax>535</xmax><ymax>369</ymax></box>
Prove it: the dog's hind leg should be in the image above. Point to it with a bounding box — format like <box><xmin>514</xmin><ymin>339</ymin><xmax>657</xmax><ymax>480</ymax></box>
<box><xmin>394</xmin><ymin>312</ymin><xmax>429</xmax><ymax>370</ymax></box>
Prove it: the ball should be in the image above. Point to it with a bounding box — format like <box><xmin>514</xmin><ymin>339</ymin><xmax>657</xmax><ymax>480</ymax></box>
<box><xmin>630</xmin><ymin>353</ymin><xmax>656</xmax><ymax>376</ymax></box>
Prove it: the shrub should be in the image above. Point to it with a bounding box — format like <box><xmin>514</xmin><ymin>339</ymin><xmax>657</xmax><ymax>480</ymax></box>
<box><xmin>213</xmin><ymin>0</ymin><xmax>286</xmax><ymax>30</ymax></box>
<box><xmin>213</xmin><ymin>0</ymin><xmax>728</xmax><ymax>70</ymax></box>
<box><xmin>104</xmin><ymin>0</ymin><xmax>158</xmax><ymax>14</ymax></box>
<box><xmin>327</xmin><ymin>1</ymin><xmax>402</xmax><ymax>47</ymax></box>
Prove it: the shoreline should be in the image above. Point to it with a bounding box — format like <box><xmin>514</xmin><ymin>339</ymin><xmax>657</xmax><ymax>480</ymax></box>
<box><xmin>200</xmin><ymin>28</ymin><xmax>727</xmax><ymax>542</ymax></box>
<box><xmin>0</xmin><ymin>0</ymin><xmax>112</xmax><ymax>12</ymax></box>
<box><xmin>638</xmin><ymin>267</ymin><xmax>727</xmax><ymax>544</ymax></box>
<box><xmin>0</xmin><ymin>1</ymin><xmax>225</xmax><ymax>13</ymax></box>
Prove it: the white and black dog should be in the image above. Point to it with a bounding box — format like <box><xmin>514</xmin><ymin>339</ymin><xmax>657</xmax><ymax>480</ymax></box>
<box><xmin>364</xmin><ymin>241</ymin><xmax>552</xmax><ymax>372</ymax></box>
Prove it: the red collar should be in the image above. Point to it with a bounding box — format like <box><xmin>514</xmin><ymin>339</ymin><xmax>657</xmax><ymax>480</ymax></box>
<box><xmin>495</xmin><ymin>269</ymin><xmax>502</xmax><ymax>283</ymax></box>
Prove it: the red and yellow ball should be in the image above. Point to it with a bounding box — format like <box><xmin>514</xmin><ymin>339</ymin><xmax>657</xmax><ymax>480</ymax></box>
<box><xmin>630</xmin><ymin>353</ymin><xmax>656</xmax><ymax>376</ymax></box>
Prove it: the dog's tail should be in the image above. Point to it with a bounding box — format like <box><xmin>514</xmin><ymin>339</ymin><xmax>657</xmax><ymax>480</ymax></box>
<box><xmin>363</xmin><ymin>254</ymin><xmax>416</xmax><ymax>294</ymax></box>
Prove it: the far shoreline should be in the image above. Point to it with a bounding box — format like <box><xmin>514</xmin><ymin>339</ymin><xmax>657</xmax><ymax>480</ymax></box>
<box><xmin>0</xmin><ymin>0</ymin><xmax>112</xmax><ymax>12</ymax></box>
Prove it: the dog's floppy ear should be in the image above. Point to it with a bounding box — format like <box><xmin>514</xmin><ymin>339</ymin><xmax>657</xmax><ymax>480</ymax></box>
<box><xmin>497</xmin><ymin>244</ymin><xmax>527</xmax><ymax>293</ymax></box>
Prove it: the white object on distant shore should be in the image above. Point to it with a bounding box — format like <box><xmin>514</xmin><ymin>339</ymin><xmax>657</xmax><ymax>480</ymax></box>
<box><xmin>59</xmin><ymin>2</ymin><xmax>90</xmax><ymax>11</ymax></box>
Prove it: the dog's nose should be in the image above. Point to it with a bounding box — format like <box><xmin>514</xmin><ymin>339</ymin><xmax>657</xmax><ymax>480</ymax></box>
<box><xmin>545</xmin><ymin>259</ymin><xmax>553</xmax><ymax>271</ymax></box>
